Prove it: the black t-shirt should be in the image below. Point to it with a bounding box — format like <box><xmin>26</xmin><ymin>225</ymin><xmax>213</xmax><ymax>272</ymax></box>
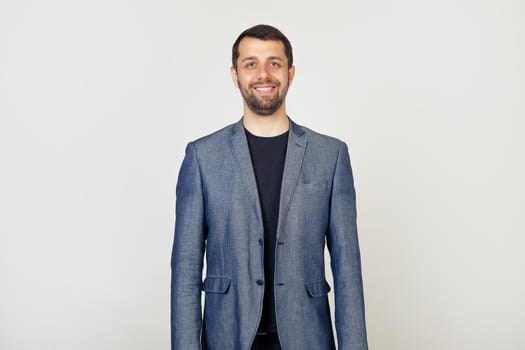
<box><xmin>245</xmin><ymin>128</ymin><xmax>289</xmax><ymax>333</ymax></box>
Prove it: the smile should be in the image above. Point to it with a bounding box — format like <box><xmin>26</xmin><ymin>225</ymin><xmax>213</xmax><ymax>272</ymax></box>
<box><xmin>252</xmin><ymin>85</ymin><xmax>277</xmax><ymax>95</ymax></box>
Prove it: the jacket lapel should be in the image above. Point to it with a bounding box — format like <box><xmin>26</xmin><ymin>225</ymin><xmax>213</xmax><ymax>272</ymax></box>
<box><xmin>229</xmin><ymin>117</ymin><xmax>308</xmax><ymax>238</ymax></box>
<box><xmin>277</xmin><ymin>119</ymin><xmax>307</xmax><ymax>241</ymax></box>
<box><xmin>229</xmin><ymin>119</ymin><xmax>263</xmax><ymax>226</ymax></box>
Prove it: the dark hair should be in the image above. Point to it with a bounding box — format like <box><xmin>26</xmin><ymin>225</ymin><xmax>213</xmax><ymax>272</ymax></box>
<box><xmin>232</xmin><ymin>24</ymin><xmax>293</xmax><ymax>70</ymax></box>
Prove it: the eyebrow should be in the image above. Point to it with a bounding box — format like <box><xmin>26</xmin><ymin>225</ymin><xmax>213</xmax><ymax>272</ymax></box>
<box><xmin>241</xmin><ymin>56</ymin><xmax>284</xmax><ymax>62</ymax></box>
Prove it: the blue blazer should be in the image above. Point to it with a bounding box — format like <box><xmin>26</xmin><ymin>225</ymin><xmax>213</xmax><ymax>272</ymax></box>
<box><xmin>171</xmin><ymin>118</ymin><xmax>368</xmax><ymax>350</ymax></box>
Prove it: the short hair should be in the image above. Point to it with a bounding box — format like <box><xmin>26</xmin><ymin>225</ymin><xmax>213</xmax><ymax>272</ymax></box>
<box><xmin>232</xmin><ymin>24</ymin><xmax>293</xmax><ymax>70</ymax></box>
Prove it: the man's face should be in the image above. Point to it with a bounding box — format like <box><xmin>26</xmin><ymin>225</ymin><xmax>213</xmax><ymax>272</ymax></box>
<box><xmin>231</xmin><ymin>37</ymin><xmax>295</xmax><ymax>116</ymax></box>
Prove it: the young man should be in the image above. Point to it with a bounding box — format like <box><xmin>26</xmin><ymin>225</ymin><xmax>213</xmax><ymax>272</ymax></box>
<box><xmin>171</xmin><ymin>24</ymin><xmax>368</xmax><ymax>350</ymax></box>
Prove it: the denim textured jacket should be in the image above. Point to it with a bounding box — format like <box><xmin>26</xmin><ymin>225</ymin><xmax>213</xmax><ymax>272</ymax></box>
<box><xmin>171</xmin><ymin>118</ymin><xmax>368</xmax><ymax>350</ymax></box>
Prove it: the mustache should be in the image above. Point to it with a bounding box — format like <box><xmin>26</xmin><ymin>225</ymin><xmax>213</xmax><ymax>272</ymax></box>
<box><xmin>249</xmin><ymin>79</ymin><xmax>280</xmax><ymax>88</ymax></box>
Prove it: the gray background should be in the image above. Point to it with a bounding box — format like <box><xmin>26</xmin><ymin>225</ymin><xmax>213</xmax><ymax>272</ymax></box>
<box><xmin>1</xmin><ymin>0</ymin><xmax>524</xmax><ymax>349</ymax></box>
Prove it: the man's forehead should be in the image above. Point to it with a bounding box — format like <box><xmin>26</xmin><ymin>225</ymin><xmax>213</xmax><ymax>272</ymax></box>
<box><xmin>237</xmin><ymin>37</ymin><xmax>286</xmax><ymax>59</ymax></box>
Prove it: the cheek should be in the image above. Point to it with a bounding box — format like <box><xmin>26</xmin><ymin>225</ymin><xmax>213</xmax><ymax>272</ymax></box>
<box><xmin>279</xmin><ymin>74</ymin><xmax>289</xmax><ymax>87</ymax></box>
<box><xmin>243</xmin><ymin>77</ymin><xmax>256</xmax><ymax>89</ymax></box>
<box><xmin>278</xmin><ymin>71</ymin><xmax>289</xmax><ymax>82</ymax></box>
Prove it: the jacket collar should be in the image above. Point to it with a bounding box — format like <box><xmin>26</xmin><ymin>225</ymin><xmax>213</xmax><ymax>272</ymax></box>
<box><xmin>230</xmin><ymin>115</ymin><xmax>306</xmax><ymax>138</ymax></box>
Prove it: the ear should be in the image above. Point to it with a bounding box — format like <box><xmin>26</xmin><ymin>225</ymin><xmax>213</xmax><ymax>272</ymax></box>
<box><xmin>288</xmin><ymin>65</ymin><xmax>296</xmax><ymax>86</ymax></box>
<box><xmin>230</xmin><ymin>66</ymin><xmax>239</xmax><ymax>88</ymax></box>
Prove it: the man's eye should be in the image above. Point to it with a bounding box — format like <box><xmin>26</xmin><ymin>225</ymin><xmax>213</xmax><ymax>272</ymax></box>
<box><xmin>246</xmin><ymin>62</ymin><xmax>256</xmax><ymax>68</ymax></box>
<box><xmin>270</xmin><ymin>62</ymin><xmax>281</xmax><ymax>68</ymax></box>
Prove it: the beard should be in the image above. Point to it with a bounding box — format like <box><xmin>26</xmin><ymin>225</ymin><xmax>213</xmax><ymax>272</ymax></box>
<box><xmin>239</xmin><ymin>78</ymin><xmax>289</xmax><ymax>116</ymax></box>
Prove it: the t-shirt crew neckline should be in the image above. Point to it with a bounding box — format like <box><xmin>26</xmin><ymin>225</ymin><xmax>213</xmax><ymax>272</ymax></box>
<box><xmin>244</xmin><ymin>128</ymin><xmax>289</xmax><ymax>140</ymax></box>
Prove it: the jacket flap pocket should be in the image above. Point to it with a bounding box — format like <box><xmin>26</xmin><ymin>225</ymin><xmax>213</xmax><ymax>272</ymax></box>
<box><xmin>306</xmin><ymin>280</ymin><xmax>331</xmax><ymax>297</ymax></box>
<box><xmin>202</xmin><ymin>276</ymin><xmax>231</xmax><ymax>294</ymax></box>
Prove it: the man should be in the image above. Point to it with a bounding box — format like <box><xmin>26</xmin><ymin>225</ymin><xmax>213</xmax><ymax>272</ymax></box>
<box><xmin>171</xmin><ymin>24</ymin><xmax>368</xmax><ymax>350</ymax></box>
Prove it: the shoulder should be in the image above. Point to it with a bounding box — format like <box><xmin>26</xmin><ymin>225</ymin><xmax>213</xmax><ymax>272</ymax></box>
<box><xmin>184</xmin><ymin>120</ymin><xmax>239</xmax><ymax>154</ymax></box>
<box><xmin>292</xmin><ymin>120</ymin><xmax>347</xmax><ymax>154</ymax></box>
<box><xmin>192</xmin><ymin>121</ymin><xmax>237</xmax><ymax>144</ymax></box>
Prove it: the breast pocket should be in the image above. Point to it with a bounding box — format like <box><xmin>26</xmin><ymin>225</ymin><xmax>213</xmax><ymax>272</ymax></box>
<box><xmin>296</xmin><ymin>179</ymin><xmax>330</xmax><ymax>193</ymax></box>
<box><xmin>290</xmin><ymin>179</ymin><xmax>331</xmax><ymax>220</ymax></box>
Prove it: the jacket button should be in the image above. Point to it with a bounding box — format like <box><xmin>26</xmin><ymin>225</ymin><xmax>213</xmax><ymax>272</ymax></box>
<box><xmin>256</xmin><ymin>279</ymin><xmax>264</xmax><ymax>286</ymax></box>
<box><xmin>258</xmin><ymin>239</ymin><xmax>263</xmax><ymax>246</ymax></box>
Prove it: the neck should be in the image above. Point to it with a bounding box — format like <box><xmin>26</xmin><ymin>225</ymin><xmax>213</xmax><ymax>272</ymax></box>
<box><xmin>242</xmin><ymin>105</ymin><xmax>289</xmax><ymax>137</ymax></box>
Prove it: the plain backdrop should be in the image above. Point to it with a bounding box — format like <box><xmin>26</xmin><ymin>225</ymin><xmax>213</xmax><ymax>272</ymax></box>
<box><xmin>1</xmin><ymin>0</ymin><xmax>524</xmax><ymax>349</ymax></box>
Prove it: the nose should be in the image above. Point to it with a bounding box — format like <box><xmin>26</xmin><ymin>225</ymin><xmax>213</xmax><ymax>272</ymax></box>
<box><xmin>257</xmin><ymin>65</ymin><xmax>270</xmax><ymax>80</ymax></box>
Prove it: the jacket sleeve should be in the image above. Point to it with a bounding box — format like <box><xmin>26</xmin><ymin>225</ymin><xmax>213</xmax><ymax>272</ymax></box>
<box><xmin>171</xmin><ymin>142</ymin><xmax>206</xmax><ymax>350</ymax></box>
<box><xmin>327</xmin><ymin>141</ymin><xmax>369</xmax><ymax>350</ymax></box>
